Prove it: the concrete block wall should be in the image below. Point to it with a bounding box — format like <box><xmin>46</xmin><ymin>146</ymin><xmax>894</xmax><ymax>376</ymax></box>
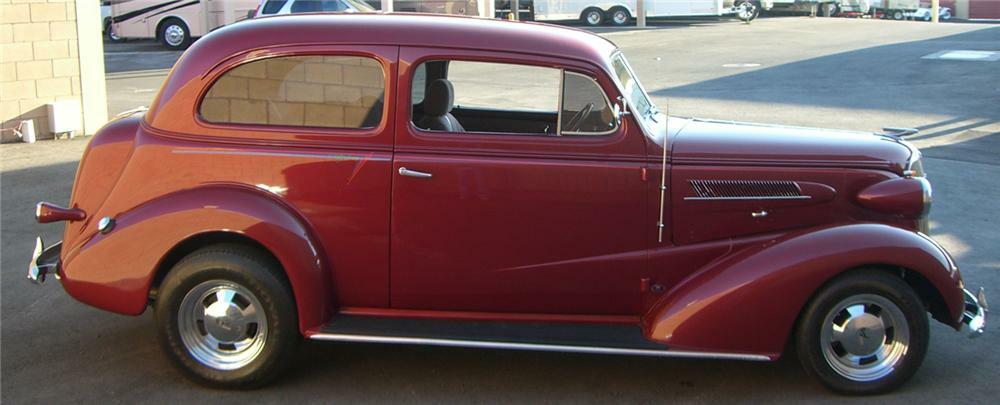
<box><xmin>201</xmin><ymin>56</ymin><xmax>385</xmax><ymax>129</ymax></box>
<box><xmin>1</xmin><ymin>0</ymin><xmax>106</xmax><ymax>143</ymax></box>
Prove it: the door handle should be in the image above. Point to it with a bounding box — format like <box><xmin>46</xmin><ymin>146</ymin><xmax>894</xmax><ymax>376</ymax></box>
<box><xmin>399</xmin><ymin>167</ymin><xmax>433</xmax><ymax>179</ymax></box>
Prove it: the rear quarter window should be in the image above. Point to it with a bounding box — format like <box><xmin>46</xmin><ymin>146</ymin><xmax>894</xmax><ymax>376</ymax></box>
<box><xmin>200</xmin><ymin>55</ymin><xmax>385</xmax><ymax>129</ymax></box>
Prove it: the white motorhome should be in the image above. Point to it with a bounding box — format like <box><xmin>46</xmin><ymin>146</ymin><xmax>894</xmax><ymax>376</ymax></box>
<box><xmin>530</xmin><ymin>0</ymin><xmax>772</xmax><ymax>26</ymax></box>
<box><xmin>108</xmin><ymin>0</ymin><xmax>259</xmax><ymax>50</ymax></box>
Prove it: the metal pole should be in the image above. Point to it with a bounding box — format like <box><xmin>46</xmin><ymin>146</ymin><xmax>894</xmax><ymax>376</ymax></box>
<box><xmin>512</xmin><ymin>0</ymin><xmax>519</xmax><ymax>20</ymax></box>
<box><xmin>931</xmin><ymin>0</ymin><xmax>939</xmax><ymax>22</ymax></box>
<box><xmin>381</xmin><ymin>0</ymin><xmax>393</xmax><ymax>13</ymax></box>
<box><xmin>637</xmin><ymin>0</ymin><xmax>646</xmax><ymax>27</ymax></box>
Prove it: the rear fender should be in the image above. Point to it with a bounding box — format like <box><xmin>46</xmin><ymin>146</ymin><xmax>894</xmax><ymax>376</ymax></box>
<box><xmin>60</xmin><ymin>185</ymin><xmax>331</xmax><ymax>333</ymax></box>
<box><xmin>643</xmin><ymin>223</ymin><xmax>963</xmax><ymax>357</ymax></box>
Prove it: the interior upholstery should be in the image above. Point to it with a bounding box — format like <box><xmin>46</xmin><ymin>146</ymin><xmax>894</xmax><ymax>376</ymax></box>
<box><xmin>418</xmin><ymin>79</ymin><xmax>465</xmax><ymax>132</ymax></box>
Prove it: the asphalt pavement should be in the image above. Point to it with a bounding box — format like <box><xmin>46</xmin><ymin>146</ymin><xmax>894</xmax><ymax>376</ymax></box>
<box><xmin>3</xmin><ymin>16</ymin><xmax>999</xmax><ymax>403</ymax></box>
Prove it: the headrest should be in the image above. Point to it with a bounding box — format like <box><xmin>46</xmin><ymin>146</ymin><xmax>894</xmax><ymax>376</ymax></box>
<box><xmin>423</xmin><ymin>79</ymin><xmax>454</xmax><ymax>116</ymax></box>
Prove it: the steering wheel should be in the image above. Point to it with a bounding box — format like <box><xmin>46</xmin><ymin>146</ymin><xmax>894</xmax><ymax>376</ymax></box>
<box><xmin>563</xmin><ymin>103</ymin><xmax>594</xmax><ymax>133</ymax></box>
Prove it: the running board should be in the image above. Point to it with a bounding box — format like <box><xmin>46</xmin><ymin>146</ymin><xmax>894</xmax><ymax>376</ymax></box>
<box><xmin>308</xmin><ymin>315</ymin><xmax>770</xmax><ymax>362</ymax></box>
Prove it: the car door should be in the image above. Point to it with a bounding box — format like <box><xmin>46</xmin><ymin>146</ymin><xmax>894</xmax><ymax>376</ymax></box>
<box><xmin>389</xmin><ymin>47</ymin><xmax>648</xmax><ymax>315</ymax></box>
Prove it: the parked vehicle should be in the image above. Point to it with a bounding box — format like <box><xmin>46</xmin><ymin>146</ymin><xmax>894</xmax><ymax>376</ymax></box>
<box><xmin>253</xmin><ymin>0</ymin><xmax>376</xmax><ymax>17</ymax></box>
<box><xmin>531</xmin><ymin>1</ymin><xmax>769</xmax><ymax>26</ymax></box>
<box><xmin>30</xmin><ymin>13</ymin><xmax>986</xmax><ymax>393</ymax></box>
<box><xmin>768</xmin><ymin>0</ymin><xmax>842</xmax><ymax>16</ymax></box>
<box><xmin>906</xmin><ymin>5</ymin><xmax>952</xmax><ymax>20</ymax></box>
<box><xmin>364</xmin><ymin>0</ymin><xmax>482</xmax><ymax>16</ymax></box>
<box><xmin>108</xmin><ymin>0</ymin><xmax>259</xmax><ymax>50</ymax></box>
<box><xmin>871</xmin><ymin>0</ymin><xmax>919</xmax><ymax>19</ymax></box>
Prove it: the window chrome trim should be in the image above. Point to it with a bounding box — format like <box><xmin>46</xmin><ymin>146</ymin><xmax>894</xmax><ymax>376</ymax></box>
<box><xmin>559</xmin><ymin>71</ymin><xmax>618</xmax><ymax>137</ymax></box>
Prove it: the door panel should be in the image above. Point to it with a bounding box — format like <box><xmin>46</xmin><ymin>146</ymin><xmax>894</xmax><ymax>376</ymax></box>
<box><xmin>391</xmin><ymin>154</ymin><xmax>647</xmax><ymax>314</ymax></box>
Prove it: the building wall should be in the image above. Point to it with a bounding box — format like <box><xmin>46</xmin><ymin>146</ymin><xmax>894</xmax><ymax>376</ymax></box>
<box><xmin>1</xmin><ymin>0</ymin><xmax>106</xmax><ymax>143</ymax></box>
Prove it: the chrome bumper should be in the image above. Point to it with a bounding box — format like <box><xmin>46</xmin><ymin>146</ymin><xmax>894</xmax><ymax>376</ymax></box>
<box><xmin>27</xmin><ymin>237</ymin><xmax>62</xmax><ymax>284</ymax></box>
<box><xmin>959</xmin><ymin>287</ymin><xmax>988</xmax><ymax>338</ymax></box>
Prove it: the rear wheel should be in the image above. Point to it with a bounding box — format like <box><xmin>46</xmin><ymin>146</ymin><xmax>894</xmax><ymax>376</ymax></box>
<box><xmin>609</xmin><ymin>7</ymin><xmax>631</xmax><ymax>26</ymax></box>
<box><xmin>155</xmin><ymin>244</ymin><xmax>299</xmax><ymax>388</ymax></box>
<box><xmin>159</xmin><ymin>18</ymin><xmax>192</xmax><ymax>50</ymax></box>
<box><xmin>581</xmin><ymin>8</ymin><xmax>604</xmax><ymax>26</ymax></box>
<box><xmin>796</xmin><ymin>271</ymin><xmax>929</xmax><ymax>395</ymax></box>
<box><xmin>893</xmin><ymin>10</ymin><xmax>905</xmax><ymax>20</ymax></box>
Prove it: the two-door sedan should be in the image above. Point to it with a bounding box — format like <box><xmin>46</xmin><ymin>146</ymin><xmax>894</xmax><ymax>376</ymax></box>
<box><xmin>29</xmin><ymin>13</ymin><xmax>985</xmax><ymax>394</ymax></box>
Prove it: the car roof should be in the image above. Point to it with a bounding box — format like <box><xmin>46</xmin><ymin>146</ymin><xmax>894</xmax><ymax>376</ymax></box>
<box><xmin>198</xmin><ymin>12</ymin><xmax>616</xmax><ymax>67</ymax></box>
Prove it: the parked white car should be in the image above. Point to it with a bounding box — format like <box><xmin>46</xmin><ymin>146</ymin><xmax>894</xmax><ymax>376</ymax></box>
<box><xmin>906</xmin><ymin>6</ymin><xmax>952</xmax><ymax>21</ymax></box>
<box><xmin>254</xmin><ymin>0</ymin><xmax>375</xmax><ymax>17</ymax></box>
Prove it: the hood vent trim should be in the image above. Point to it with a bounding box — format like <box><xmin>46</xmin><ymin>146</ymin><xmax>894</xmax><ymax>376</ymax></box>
<box><xmin>686</xmin><ymin>180</ymin><xmax>809</xmax><ymax>201</ymax></box>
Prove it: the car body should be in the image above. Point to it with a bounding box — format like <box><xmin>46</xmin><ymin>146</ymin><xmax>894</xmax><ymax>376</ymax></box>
<box><xmin>30</xmin><ymin>13</ymin><xmax>985</xmax><ymax>393</ymax></box>
<box><xmin>253</xmin><ymin>0</ymin><xmax>376</xmax><ymax>17</ymax></box>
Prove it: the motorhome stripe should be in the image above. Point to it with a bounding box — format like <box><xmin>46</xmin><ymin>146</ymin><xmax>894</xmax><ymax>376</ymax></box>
<box><xmin>111</xmin><ymin>0</ymin><xmax>186</xmax><ymax>23</ymax></box>
<box><xmin>144</xmin><ymin>0</ymin><xmax>202</xmax><ymax>20</ymax></box>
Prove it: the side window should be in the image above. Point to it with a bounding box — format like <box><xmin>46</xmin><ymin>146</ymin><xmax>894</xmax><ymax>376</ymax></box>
<box><xmin>447</xmin><ymin>61</ymin><xmax>560</xmax><ymax>112</ymax></box>
<box><xmin>261</xmin><ymin>0</ymin><xmax>288</xmax><ymax>14</ymax></box>
<box><xmin>200</xmin><ymin>55</ymin><xmax>385</xmax><ymax>129</ymax></box>
<box><xmin>560</xmin><ymin>72</ymin><xmax>616</xmax><ymax>136</ymax></box>
<box><xmin>409</xmin><ymin>59</ymin><xmax>616</xmax><ymax>137</ymax></box>
<box><xmin>411</xmin><ymin>60</ymin><xmax>561</xmax><ymax>135</ymax></box>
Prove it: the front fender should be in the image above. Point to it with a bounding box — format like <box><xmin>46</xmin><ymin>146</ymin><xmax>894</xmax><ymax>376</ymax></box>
<box><xmin>60</xmin><ymin>185</ymin><xmax>331</xmax><ymax>333</ymax></box>
<box><xmin>643</xmin><ymin>223</ymin><xmax>963</xmax><ymax>358</ymax></box>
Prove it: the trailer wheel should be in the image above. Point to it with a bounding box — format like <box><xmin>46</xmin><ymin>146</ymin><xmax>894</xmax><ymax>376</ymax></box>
<box><xmin>581</xmin><ymin>8</ymin><xmax>604</xmax><ymax>26</ymax></box>
<box><xmin>892</xmin><ymin>10</ymin><xmax>905</xmax><ymax>20</ymax></box>
<box><xmin>159</xmin><ymin>18</ymin><xmax>192</xmax><ymax>50</ymax></box>
<box><xmin>821</xmin><ymin>3</ymin><xmax>839</xmax><ymax>17</ymax></box>
<box><xmin>609</xmin><ymin>7</ymin><xmax>631</xmax><ymax>26</ymax></box>
<box><xmin>105</xmin><ymin>19</ymin><xmax>125</xmax><ymax>43</ymax></box>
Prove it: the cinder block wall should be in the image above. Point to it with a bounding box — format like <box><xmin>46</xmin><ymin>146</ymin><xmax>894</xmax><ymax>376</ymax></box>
<box><xmin>1</xmin><ymin>0</ymin><xmax>84</xmax><ymax>143</ymax></box>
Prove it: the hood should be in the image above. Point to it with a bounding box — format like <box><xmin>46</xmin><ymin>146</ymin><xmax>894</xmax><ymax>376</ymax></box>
<box><xmin>666</xmin><ymin>118</ymin><xmax>914</xmax><ymax>175</ymax></box>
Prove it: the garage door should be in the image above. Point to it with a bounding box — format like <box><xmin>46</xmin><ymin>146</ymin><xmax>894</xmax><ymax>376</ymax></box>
<box><xmin>971</xmin><ymin>0</ymin><xmax>1000</xmax><ymax>19</ymax></box>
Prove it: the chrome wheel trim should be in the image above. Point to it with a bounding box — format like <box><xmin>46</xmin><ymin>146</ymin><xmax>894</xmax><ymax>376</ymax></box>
<box><xmin>108</xmin><ymin>26</ymin><xmax>121</xmax><ymax>41</ymax></box>
<box><xmin>586</xmin><ymin>11</ymin><xmax>602</xmax><ymax>25</ymax></box>
<box><xmin>178</xmin><ymin>280</ymin><xmax>268</xmax><ymax>371</ymax></box>
<box><xmin>820</xmin><ymin>294</ymin><xmax>910</xmax><ymax>382</ymax></box>
<box><xmin>612</xmin><ymin>10</ymin><xmax>628</xmax><ymax>25</ymax></box>
<box><xmin>737</xmin><ymin>2</ymin><xmax>758</xmax><ymax>20</ymax></box>
<box><xmin>164</xmin><ymin>24</ymin><xmax>186</xmax><ymax>46</ymax></box>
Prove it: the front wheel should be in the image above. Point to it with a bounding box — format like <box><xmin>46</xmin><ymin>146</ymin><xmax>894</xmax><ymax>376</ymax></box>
<box><xmin>796</xmin><ymin>271</ymin><xmax>929</xmax><ymax>395</ymax></box>
<box><xmin>155</xmin><ymin>244</ymin><xmax>299</xmax><ymax>388</ymax></box>
<box><xmin>735</xmin><ymin>0</ymin><xmax>760</xmax><ymax>21</ymax></box>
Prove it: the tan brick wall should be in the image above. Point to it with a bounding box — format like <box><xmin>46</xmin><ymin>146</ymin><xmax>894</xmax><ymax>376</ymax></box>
<box><xmin>1</xmin><ymin>0</ymin><xmax>82</xmax><ymax>143</ymax></box>
<box><xmin>201</xmin><ymin>56</ymin><xmax>385</xmax><ymax>129</ymax></box>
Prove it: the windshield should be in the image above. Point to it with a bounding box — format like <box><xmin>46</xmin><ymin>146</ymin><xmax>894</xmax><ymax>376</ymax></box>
<box><xmin>610</xmin><ymin>52</ymin><xmax>657</xmax><ymax>122</ymax></box>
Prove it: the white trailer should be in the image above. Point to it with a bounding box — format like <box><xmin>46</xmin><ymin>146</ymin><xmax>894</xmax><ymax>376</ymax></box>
<box><xmin>530</xmin><ymin>0</ymin><xmax>772</xmax><ymax>26</ymax></box>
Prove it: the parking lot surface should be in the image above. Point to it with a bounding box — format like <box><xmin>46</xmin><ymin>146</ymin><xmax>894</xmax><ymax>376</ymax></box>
<box><xmin>4</xmin><ymin>17</ymin><xmax>999</xmax><ymax>403</ymax></box>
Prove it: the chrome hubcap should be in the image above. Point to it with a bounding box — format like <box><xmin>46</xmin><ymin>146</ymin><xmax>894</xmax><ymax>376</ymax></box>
<box><xmin>587</xmin><ymin>12</ymin><xmax>601</xmax><ymax>25</ymax></box>
<box><xmin>613</xmin><ymin>11</ymin><xmax>627</xmax><ymax>24</ymax></box>
<box><xmin>178</xmin><ymin>280</ymin><xmax>267</xmax><ymax>370</ymax></box>
<box><xmin>164</xmin><ymin>25</ymin><xmax>185</xmax><ymax>46</ymax></box>
<box><xmin>738</xmin><ymin>3</ymin><xmax>758</xmax><ymax>20</ymax></box>
<box><xmin>821</xmin><ymin>294</ymin><xmax>909</xmax><ymax>382</ymax></box>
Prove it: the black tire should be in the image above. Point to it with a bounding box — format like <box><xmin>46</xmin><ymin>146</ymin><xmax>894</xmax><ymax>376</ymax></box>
<box><xmin>581</xmin><ymin>8</ymin><xmax>604</xmax><ymax>26</ymax></box>
<box><xmin>795</xmin><ymin>270</ymin><xmax>929</xmax><ymax>395</ymax></box>
<box><xmin>893</xmin><ymin>10</ymin><xmax>905</xmax><ymax>20</ymax></box>
<box><xmin>608</xmin><ymin>7</ymin><xmax>631</xmax><ymax>26</ymax></box>
<box><xmin>155</xmin><ymin>244</ymin><xmax>299</xmax><ymax>388</ymax></box>
<box><xmin>158</xmin><ymin>18</ymin><xmax>192</xmax><ymax>50</ymax></box>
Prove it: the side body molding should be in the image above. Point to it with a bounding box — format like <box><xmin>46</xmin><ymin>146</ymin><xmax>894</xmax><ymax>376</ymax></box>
<box><xmin>60</xmin><ymin>185</ymin><xmax>331</xmax><ymax>333</ymax></box>
<box><xmin>642</xmin><ymin>223</ymin><xmax>964</xmax><ymax>358</ymax></box>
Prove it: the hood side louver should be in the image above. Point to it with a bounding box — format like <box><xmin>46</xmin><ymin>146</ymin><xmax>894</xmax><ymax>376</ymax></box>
<box><xmin>688</xmin><ymin>180</ymin><xmax>804</xmax><ymax>200</ymax></box>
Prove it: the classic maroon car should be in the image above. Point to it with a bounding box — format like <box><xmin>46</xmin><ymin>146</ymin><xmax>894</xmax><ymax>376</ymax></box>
<box><xmin>29</xmin><ymin>13</ymin><xmax>986</xmax><ymax>394</ymax></box>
